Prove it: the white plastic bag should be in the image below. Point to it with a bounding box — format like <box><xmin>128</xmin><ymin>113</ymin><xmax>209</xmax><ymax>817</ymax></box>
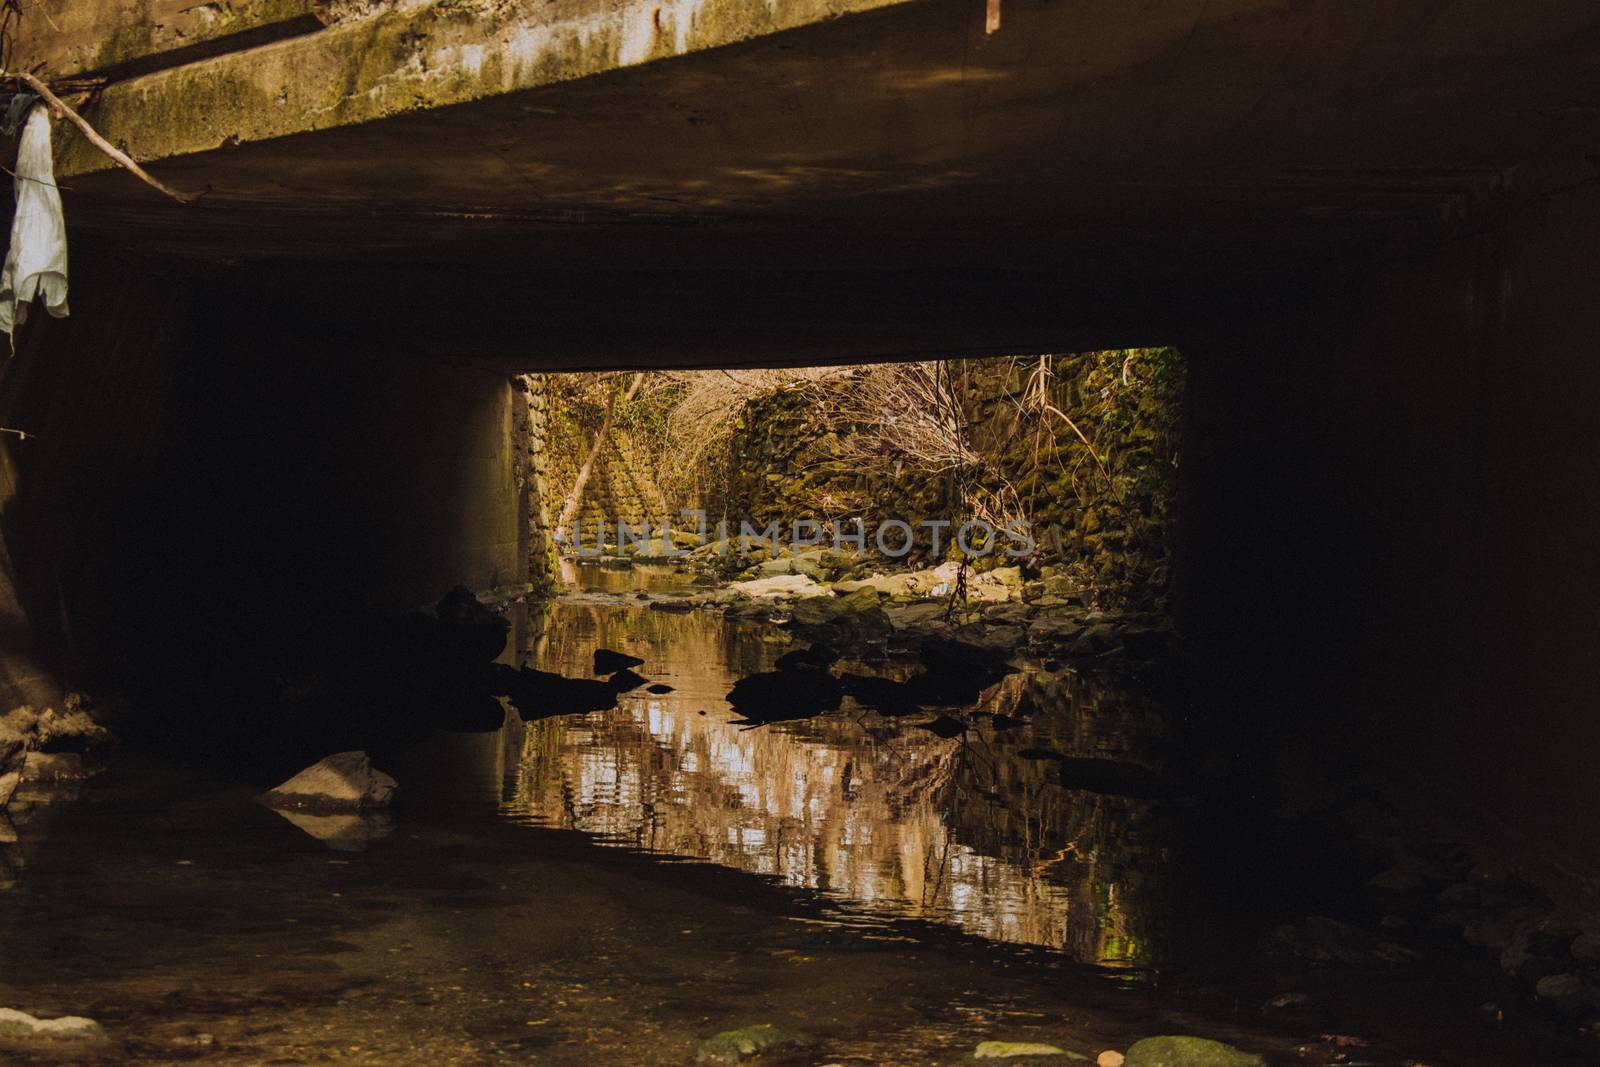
<box><xmin>0</xmin><ymin>104</ymin><xmax>68</xmax><ymax>338</ymax></box>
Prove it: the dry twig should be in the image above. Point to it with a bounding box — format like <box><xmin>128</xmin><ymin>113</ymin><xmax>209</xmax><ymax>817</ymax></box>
<box><xmin>2</xmin><ymin>69</ymin><xmax>202</xmax><ymax>203</ymax></box>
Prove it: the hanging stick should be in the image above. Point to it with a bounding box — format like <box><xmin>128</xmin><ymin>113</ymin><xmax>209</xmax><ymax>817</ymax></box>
<box><xmin>4</xmin><ymin>69</ymin><xmax>202</xmax><ymax>203</ymax></box>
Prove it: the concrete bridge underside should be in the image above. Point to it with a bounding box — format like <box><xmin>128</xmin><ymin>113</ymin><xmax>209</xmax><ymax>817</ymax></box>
<box><xmin>3</xmin><ymin>1</ymin><xmax>1600</xmax><ymax>882</ymax></box>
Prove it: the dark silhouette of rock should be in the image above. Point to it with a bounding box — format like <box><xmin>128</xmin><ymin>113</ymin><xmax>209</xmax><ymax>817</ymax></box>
<box><xmin>920</xmin><ymin>635</ymin><xmax>1013</xmax><ymax>679</ymax></box>
<box><xmin>594</xmin><ymin>648</ymin><xmax>645</xmax><ymax>675</ymax></box>
<box><xmin>839</xmin><ymin>672</ymin><xmax>927</xmax><ymax>716</ymax></box>
<box><xmin>916</xmin><ymin>714</ymin><xmax>967</xmax><ymax>739</ymax></box>
<box><xmin>609</xmin><ymin>668</ymin><xmax>649</xmax><ymax>693</ymax></box>
<box><xmin>509</xmin><ymin>666</ymin><xmax>620</xmax><ymax>720</ymax></box>
<box><xmin>775</xmin><ymin>643</ymin><xmax>841</xmax><ymax>672</ymax></box>
<box><xmin>727</xmin><ymin>670</ymin><xmax>843</xmax><ymax>724</ymax></box>
<box><xmin>434</xmin><ymin>585</ymin><xmax>510</xmax><ymax>663</ymax></box>
<box><xmin>646</xmin><ymin>683</ymin><xmax>675</xmax><ymax>694</ymax></box>
<box><xmin>1057</xmin><ymin>757</ymin><xmax>1165</xmax><ymax>798</ymax></box>
<box><xmin>438</xmin><ymin>692</ymin><xmax>507</xmax><ymax>732</ymax></box>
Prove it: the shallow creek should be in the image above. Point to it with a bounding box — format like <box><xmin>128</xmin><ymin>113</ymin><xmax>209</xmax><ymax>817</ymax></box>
<box><xmin>0</xmin><ymin>565</ymin><xmax>1549</xmax><ymax>1064</ymax></box>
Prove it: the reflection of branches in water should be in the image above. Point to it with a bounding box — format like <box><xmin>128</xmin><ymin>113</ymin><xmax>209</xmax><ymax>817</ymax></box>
<box><xmin>509</xmin><ymin>604</ymin><xmax>1167</xmax><ymax>958</ymax></box>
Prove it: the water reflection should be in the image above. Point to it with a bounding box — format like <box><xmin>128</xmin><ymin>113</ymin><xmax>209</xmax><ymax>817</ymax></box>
<box><xmin>560</xmin><ymin>559</ymin><xmax>701</xmax><ymax>595</ymax></box>
<box><xmin>503</xmin><ymin>599</ymin><xmax>1170</xmax><ymax>966</ymax></box>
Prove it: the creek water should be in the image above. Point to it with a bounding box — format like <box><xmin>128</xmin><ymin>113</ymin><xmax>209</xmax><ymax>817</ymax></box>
<box><xmin>0</xmin><ymin>564</ymin><xmax>1547</xmax><ymax>1064</ymax></box>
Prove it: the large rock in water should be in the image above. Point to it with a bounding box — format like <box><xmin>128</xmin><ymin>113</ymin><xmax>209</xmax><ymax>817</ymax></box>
<box><xmin>258</xmin><ymin>752</ymin><xmax>397</xmax><ymax>813</ymax></box>
<box><xmin>787</xmin><ymin>588</ymin><xmax>892</xmax><ymax>648</ymax></box>
<box><xmin>434</xmin><ymin>585</ymin><xmax>510</xmax><ymax>663</ymax></box>
<box><xmin>1123</xmin><ymin>1037</ymin><xmax>1264</xmax><ymax>1067</ymax></box>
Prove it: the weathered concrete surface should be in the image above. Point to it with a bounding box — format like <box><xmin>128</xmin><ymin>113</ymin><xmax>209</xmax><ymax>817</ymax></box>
<box><xmin>25</xmin><ymin>0</ymin><xmax>329</xmax><ymax>80</ymax></box>
<box><xmin>24</xmin><ymin>0</ymin><xmax>1597</xmax><ymax>381</ymax></box>
<box><xmin>26</xmin><ymin>0</ymin><xmax>917</xmax><ymax>180</ymax></box>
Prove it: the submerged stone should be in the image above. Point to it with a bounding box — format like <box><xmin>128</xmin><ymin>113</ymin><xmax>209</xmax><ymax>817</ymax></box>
<box><xmin>1123</xmin><ymin>1036</ymin><xmax>1264</xmax><ymax>1067</ymax></box>
<box><xmin>974</xmin><ymin>1039</ymin><xmax>1084</xmax><ymax>1059</ymax></box>
<box><xmin>694</xmin><ymin>1023</ymin><xmax>813</xmax><ymax>1063</ymax></box>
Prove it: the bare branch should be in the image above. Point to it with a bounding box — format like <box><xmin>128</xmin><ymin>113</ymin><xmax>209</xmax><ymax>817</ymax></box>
<box><xmin>3</xmin><ymin>69</ymin><xmax>203</xmax><ymax>204</ymax></box>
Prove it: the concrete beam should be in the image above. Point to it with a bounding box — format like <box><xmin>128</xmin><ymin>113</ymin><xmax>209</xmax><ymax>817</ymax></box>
<box><xmin>29</xmin><ymin>0</ymin><xmax>915</xmax><ymax>179</ymax></box>
<box><xmin>22</xmin><ymin>0</ymin><xmax>330</xmax><ymax>80</ymax></box>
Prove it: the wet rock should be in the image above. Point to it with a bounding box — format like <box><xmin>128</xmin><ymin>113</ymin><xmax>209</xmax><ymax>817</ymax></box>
<box><xmin>259</xmin><ymin>752</ymin><xmax>397</xmax><ymax>813</ymax></box>
<box><xmin>593</xmin><ymin>648</ymin><xmax>645</xmax><ymax>675</ymax></box>
<box><xmin>1028</xmin><ymin>614</ymin><xmax>1086</xmax><ymax>644</ymax></box>
<box><xmin>0</xmin><ymin>725</ymin><xmax>23</xmax><ymax>809</ymax></box>
<box><xmin>694</xmin><ymin>1023</ymin><xmax>813</xmax><ymax>1063</ymax></box>
<box><xmin>774</xmin><ymin>644</ymin><xmax>841</xmax><ymax>672</ymax></box>
<box><xmin>32</xmin><ymin>696</ymin><xmax>112</xmax><ymax>753</ymax></box>
<box><xmin>437</xmin><ymin>691</ymin><xmax>507</xmax><ymax>732</ymax></box>
<box><xmin>755</xmin><ymin>555</ymin><xmax>823</xmax><ymax>580</ymax></box>
<box><xmin>509</xmin><ymin>667</ymin><xmax>621</xmax><ymax>719</ymax></box>
<box><xmin>480</xmin><ymin>662</ymin><xmax>521</xmax><ymax>697</ymax></box>
<box><xmin>727</xmin><ymin>671</ymin><xmax>843</xmax><ymax>724</ymax></box>
<box><xmin>1269</xmin><ymin>916</ymin><xmax>1419</xmax><ymax>965</ymax></box>
<box><xmin>951</xmin><ymin>622</ymin><xmax>1027</xmax><ymax>656</ymax></box>
<box><xmin>973</xmin><ymin>1039</ymin><xmax>1082</xmax><ymax>1059</ymax></box>
<box><xmin>727</xmin><ymin>574</ymin><xmax>827</xmax><ymax>600</ymax></box>
<box><xmin>838</xmin><ymin>673</ymin><xmax>927</xmax><ymax>716</ymax></box>
<box><xmin>981</xmin><ymin>602</ymin><xmax>1035</xmax><ymax>626</ymax></box>
<box><xmin>434</xmin><ymin>585</ymin><xmax>510</xmax><ymax>663</ymax></box>
<box><xmin>1067</xmin><ymin>624</ymin><xmax>1121</xmax><ymax>657</ymax></box>
<box><xmin>883</xmin><ymin>600</ymin><xmax>950</xmax><ymax>634</ymax></box>
<box><xmin>0</xmin><ymin>1007</ymin><xmax>106</xmax><ymax>1043</ymax></box>
<box><xmin>1498</xmin><ymin>916</ymin><xmax>1580</xmax><ymax>977</ymax></box>
<box><xmin>1536</xmin><ymin>973</ymin><xmax>1600</xmax><ymax>1016</ymax></box>
<box><xmin>0</xmin><ymin>705</ymin><xmax>38</xmax><ymax>738</ymax></box>
<box><xmin>788</xmin><ymin>589</ymin><xmax>892</xmax><ymax>648</ymax></box>
<box><xmin>1261</xmin><ymin>992</ymin><xmax>1323</xmax><ymax>1019</ymax></box>
<box><xmin>1463</xmin><ymin>906</ymin><xmax>1545</xmax><ymax>952</ymax></box>
<box><xmin>920</xmin><ymin>635</ymin><xmax>1013</xmax><ymax>679</ymax></box>
<box><xmin>1123</xmin><ymin>1036</ymin><xmax>1264</xmax><ymax>1067</ymax></box>
<box><xmin>19</xmin><ymin>751</ymin><xmax>97</xmax><ymax>781</ymax></box>
<box><xmin>1571</xmin><ymin>932</ymin><xmax>1600</xmax><ymax>963</ymax></box>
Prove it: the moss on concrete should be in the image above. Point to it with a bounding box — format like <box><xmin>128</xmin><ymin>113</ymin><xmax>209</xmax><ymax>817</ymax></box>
<box><xmin>51</xmin><ymin>0</ymin><xmax>916</xmax><ymax>178</ymax></box>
